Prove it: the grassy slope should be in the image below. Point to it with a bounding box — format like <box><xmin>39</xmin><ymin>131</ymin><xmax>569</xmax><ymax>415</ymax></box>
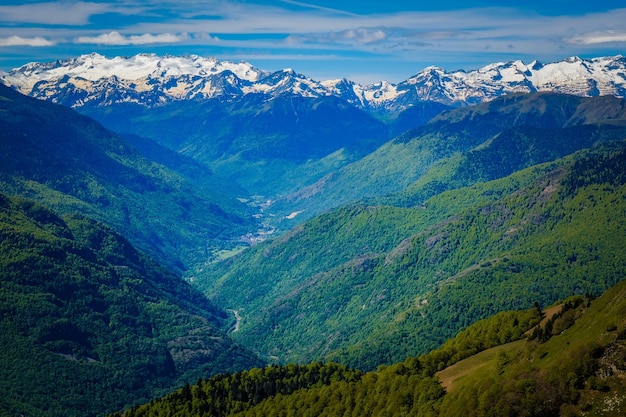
<box><xmin>234</xmin><ymin>281</ymin><xmax>626</xmax><ymax>417</ymax></box>
<box><xmin>437</xmin><ymin>339</ymin><xmax>534</xmax><ymax>394</ymax></box>
<box><xmin>434</xmin><ymin>304</ymin><xmax>565</xmax><ymax>391</ymax></box>
<box><xmin>246</xmin><ymin>280</ymin><xmax>626</xmax><ymax>417</ymax></box>
<box><xmin>437</xmin><ymin>282</ymin><xmax>626</xmax><ymax>416</ymax></box>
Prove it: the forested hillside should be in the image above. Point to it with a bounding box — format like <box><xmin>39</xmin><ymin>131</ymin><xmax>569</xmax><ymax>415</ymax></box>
<box><xmin>0</xmin><ymin>194</ymin><xmax>263</xmax><ymax>417</ymax></box>
<box><xmin>0</xmin><ymin>84</ymin><xmax>254</xmax><ymax>273</ymax></box>
<box><xmin>271</xmin><ymin>93</ymin><xmax>626</xmax><ymax>224</ymax></box>
<box><xmin>199</xmin><ymin>140</ymin><xmax>626</xmax><ymax>370</ymax></box>
<box><xmin>75</xmin><ymin>92</ymin><xmax>450</xmax><ymax>210</ymax></box>
<box><xmin>114</xmin><ymin>277</ymin><xmax>626</xmax><ymax>417</ymax></box>
<box><xmin>80</xmin><ymin>94</ymin><xmax>389</xmax><ymax>196</ymax></box>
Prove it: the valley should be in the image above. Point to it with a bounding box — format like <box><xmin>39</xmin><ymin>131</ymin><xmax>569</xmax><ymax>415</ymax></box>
<box><xmin>1</xmin><ymin>53</ymin><xmax>626</xmax><ymax>416</ymax></box>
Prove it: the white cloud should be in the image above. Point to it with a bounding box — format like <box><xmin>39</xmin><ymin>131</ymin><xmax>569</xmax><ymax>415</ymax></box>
<box><xmin>568</xmin><ymin>31</ymin><xmax>626</xmax><ymax>45</ymax></box>
<box><xmin>287</xmin><ymin>27</ymin><xmax>388</xmax><ymax>48</ymax></box>
<box><xmin>0</xmin><ymin>35</ymin><xmax>55</xmax><ymax>47</ymax></box>
<box><xmin>0</xmin><ymin>2</ymin><xmax>110</xmax><ymax>25</ymax></box>
<box><xmin>2</xmin><ymin>1</ymin><xmax>626</xmax><ymax>78</ymax></box>
<box><xmin>341</xmin><ymin>28</ymin><xmax>387</xmax><ymax>44</ymax></box>
<box><xmin>75</xmin><ymin>31</ymin><xmax>187</xmax><ymax>45</ymax></box>
<box><xmin>50</xmin><ymin>4</ymin><xmax>626</xmax><ymax>64</ymax></box>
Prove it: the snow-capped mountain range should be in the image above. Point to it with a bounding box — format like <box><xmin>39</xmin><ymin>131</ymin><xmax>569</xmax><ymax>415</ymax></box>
<box><xmin>1</xmin><ymin>53</ymin><xmax>626</xmax><ymax>111</ymax></box>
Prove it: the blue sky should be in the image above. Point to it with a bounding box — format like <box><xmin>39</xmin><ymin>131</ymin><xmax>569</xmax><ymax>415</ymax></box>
<box><xmin>1</xmin><ymin>1</ymin><xmax>625</xmax><ymax>84</ymax></box>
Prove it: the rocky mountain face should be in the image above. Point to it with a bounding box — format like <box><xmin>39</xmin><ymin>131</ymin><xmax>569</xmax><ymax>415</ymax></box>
<box><xmin>1</xmin><ymin>53</ymin><xmax>625</xmax><ymax>111</ymax></box>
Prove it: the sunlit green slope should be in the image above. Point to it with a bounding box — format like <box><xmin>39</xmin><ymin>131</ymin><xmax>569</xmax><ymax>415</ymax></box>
<box><xmin>115</xmin><ymin>279</ymin><xmax>626</xmax><ymax>417</ymax></box>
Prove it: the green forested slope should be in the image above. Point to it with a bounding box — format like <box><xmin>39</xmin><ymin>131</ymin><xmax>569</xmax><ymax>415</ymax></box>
<box><xmin>199</xmin><ymin>141</ymin><xmax>626</xmax><ymax>370</ymax></box>
<box><xmin>116</xmin><ymin>278</ymin><xmax>626</xmax><ymax>417</ymax></box>
<box><xmin>80</xmin><ymin>94</ymin><xmax>391</xmax><ymax>196</ymax></box>
<box><xmin>4</xmin><ymin>83</ymin><xmax>626</xmax><ymax>417</ymax></box>
<box><xmin>0</xmin><ymin>194</ymin><xmax>263</xmax><ymax>417</ymax></box>
<box><xmin>271</xmin><ymin>93</ymin><xmax>626</xmax><ymax>225</ymax></box>
<box><xmin>115</xmin><ymin>362</ymin><xmax>364</xmax><ymax>417</ymax></box>
<box><xmin>0</xmin><ymin>84</ymin><xmax>254</xmax><ymax>272</ymax></box>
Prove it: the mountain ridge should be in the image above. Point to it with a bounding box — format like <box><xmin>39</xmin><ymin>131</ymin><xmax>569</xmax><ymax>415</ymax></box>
<box><xmin>268</xmin><ymin>92</ymin><xmax>626</xmax><ymax>225</ymax></box>
<box><xmin>2</xmin><ymin>53</ymin><xmax>625</xmax><ymax>110</ymax></box>
<box><xmin>2</xmin><ymin>53</ymin><xmax>626</xmax><ymax>416</ymax></box>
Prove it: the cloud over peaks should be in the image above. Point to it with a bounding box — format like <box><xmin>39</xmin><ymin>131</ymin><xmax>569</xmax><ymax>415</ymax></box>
<box><xmin>75</xmin><ymin>31</ymin><xmax>188</xmax><ymax>46</ymax></box>
<box><xmin>0</xmin><ymin>2</ymin><xmax>110</xmax><ymax>25</ymax></box>
<box><xmin>0</xmin><ymin>36</ymin><xmax>55</xmax><ymax>47</ymax></box>
<box><xmin>569</xmin><ymin>31</ymin><xmax>626</xmax><ymax>45</ymax></box>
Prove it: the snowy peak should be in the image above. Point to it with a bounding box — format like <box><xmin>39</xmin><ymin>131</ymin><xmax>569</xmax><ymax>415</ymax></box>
<box><xmin>251</xmin><ymin>69</ymin><xmax>330</xmax><ymax>97</ymax></box>
<box><xmin>391</xmin><ymin>55</ymin><xmax>626</xmax><ymax>106</ymax></box>
<box><xmin>2</xmin><ymin>53</ymin><xmax>266</xmax><ymax>96</ymax></box>
<box><xmin>525</xmin><ymin>55</ymin><xmax>625</xmax><ymax>97</ymax></box>
<box><xmin>1</xmin><ymin>53</ymin><xmax>625</xmax><ymax>111</ymax></box>
<box><xmin>60</xmin><ymin>52</ymin><xmax>265</xmax><ymax>81</ymax></box>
